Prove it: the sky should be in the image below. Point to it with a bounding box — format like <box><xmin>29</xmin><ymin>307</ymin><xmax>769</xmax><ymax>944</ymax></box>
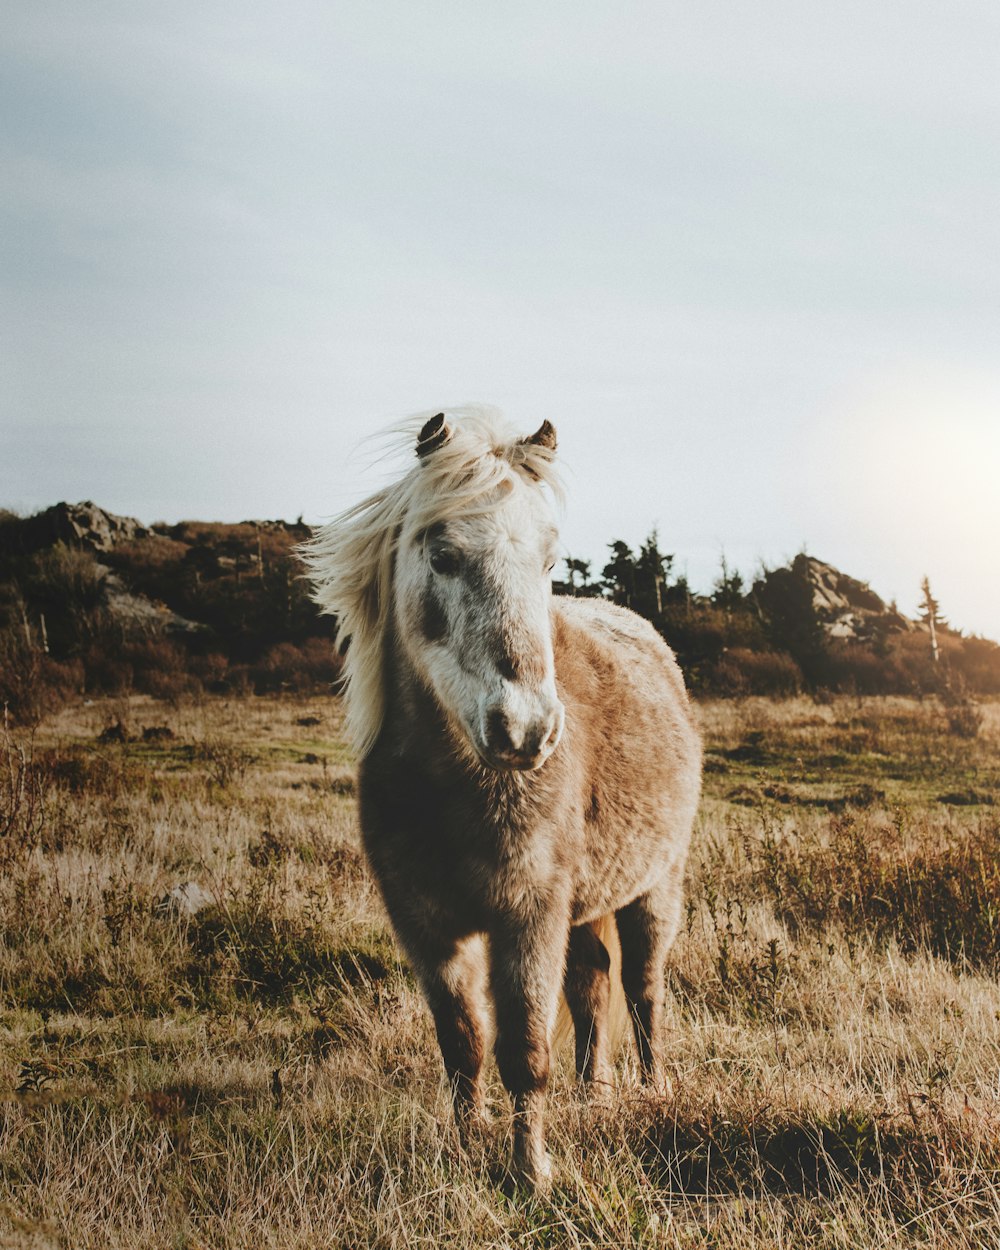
<box><xmin>3</xmin><ymin>2</ymin><xmax>999</xmax><ymax>637</ymax></box>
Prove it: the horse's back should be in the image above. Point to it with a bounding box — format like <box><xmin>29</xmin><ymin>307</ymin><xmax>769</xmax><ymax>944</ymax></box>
<box><xmin>552</xmin><ymin>596</ymin><xmax>702</xmax><ymax>919</ymax></box>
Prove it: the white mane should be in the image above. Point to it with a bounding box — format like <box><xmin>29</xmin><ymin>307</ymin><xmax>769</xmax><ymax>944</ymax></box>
<box><xmin>299</xmin><ymin>406</ymin><xmax>563</xmax><ymax>756</ymax></box>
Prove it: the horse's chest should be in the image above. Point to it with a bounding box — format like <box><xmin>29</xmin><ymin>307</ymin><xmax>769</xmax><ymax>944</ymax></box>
<box><xmin>359</xmin><ymin>756</ymin><xmax>559</xmax><ymax>918</ymax></box>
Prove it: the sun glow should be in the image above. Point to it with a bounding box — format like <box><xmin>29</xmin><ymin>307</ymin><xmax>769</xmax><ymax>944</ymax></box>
<box><xmin>831</xmin><ymin>367</ymin><xmax>1000</xmax><ymax>637</ymax></box>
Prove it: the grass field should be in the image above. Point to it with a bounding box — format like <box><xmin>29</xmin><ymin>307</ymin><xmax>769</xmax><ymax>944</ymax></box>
<box><xmin>2</xmin><ymin>693</ymin><xmax>1000</xmax><ymax>1248</ymax></box>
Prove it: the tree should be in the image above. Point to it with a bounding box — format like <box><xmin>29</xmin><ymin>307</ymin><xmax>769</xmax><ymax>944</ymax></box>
<box><xmin>919</xmin><ymin>576</ymin><xmax>945</xmax><ymax>664</ymax></box>
<box><xmin>711</xmin><ymin>552</ymin><xmax>745</xmax><ymax>616</ymax></box>
<box><xmin>752</xmin><ymin>554</ymin><xmax>828</xmax><ymax>685</ymax></box>
<box><xmin>563</xmin><ymin>556</ymin><xmax>593</xmax><ymax>596</ymax></box>
<box><xmin>602</xmin><ymin>541</ymin><xmax>637</xmax><ymax>608</ymax></box>
<box><xmin>636</xmin><ymin>530</ymin><xmax>674</xmax><ymax>618</ymax></box>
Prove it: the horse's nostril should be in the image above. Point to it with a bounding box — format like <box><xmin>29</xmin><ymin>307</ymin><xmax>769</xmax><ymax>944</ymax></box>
<box><xmin>486</xmin><ymin>709</ymin><xmax>517</xmax><ymax>757</ymax></box>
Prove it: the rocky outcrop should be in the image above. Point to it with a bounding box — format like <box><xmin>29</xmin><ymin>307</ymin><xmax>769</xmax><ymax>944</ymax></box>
<box><xmin>6</xmin><ymin>504</ymin><xmax>203</xmax><ymax>636</ymax></box>
<box><xmin>21</xmin><ymin>501</ymin><xmax>149</xmax><ymax>554</ymax></box>
<box><xmin>101</xmin><ymin>571</ymin><xmax>205</xmax><ymax>636</ymax></box>
<box><xmin>793</xmin><ymin>555</ymin><xmax>913</xmax><ymax>640</ymax></box>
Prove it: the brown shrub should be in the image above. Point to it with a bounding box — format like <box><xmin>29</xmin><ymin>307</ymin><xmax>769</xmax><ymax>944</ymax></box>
<box><xmin>750</xmin><ymin>813</ymin><xmax>1000</xmax><ymax>969</ymax></box>
<box><xmin>122</xmin><ymin>638</ymin><xmax>201</xmax><ymax>702</ymax></box>
<box><xmin>0</xmin><ymin>632</ymin><xmax>83</xmax><ymax>726</ymax></box>
<box><xmin>940</xmin><ymin>679</ymin><xmax>984</xmax><ymax>739</ymax></box>
<box><xmin>249</xmin><ymin>638</ymin><xmax>342</xmax><ymax>694</ymax></box>
<box><xmin>189</xmin><ymin>651</ymin><xmax>229</xmax><ymax>690</ymax></box>
<box><xmin>948</xmin><ymin>634</ymin><xmax>1000</xmax><ymax>694</ymax></box>
<box><xmin>824</xmin><ymin>643</ymin><xmax>904</xmax><ymax>695</ymax></box>
<box><xmin>710</xmin><ymin>648</ymin><xmax>803</xmax><ymax>697</ymax></box>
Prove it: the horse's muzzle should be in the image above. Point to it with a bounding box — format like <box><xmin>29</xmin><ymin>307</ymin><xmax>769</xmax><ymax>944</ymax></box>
<box><xmin>479</xmin><ymin>699</ymin><xmax>565</xmax><ymax>771</ymax></box>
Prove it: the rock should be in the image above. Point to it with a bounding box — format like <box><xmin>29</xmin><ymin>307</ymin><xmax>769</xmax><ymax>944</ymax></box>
<box><xmin>23</xmin><ymin>501</ymin><xmax>149</xmax><ymax>554</ymax></box>
<box><xmin>101</xmin><ymin>571</ymin><xmax>204</xmax><ymax>636</ymax></box>
<box><xmin>793</xmin><ymin>555</ymin><xmax>914</xmax><ymax>642</ymax></box>
<box><xmin>159</xmin><ymin>881</ymin><xmax>214</xmax><ymax>916</ymax></box>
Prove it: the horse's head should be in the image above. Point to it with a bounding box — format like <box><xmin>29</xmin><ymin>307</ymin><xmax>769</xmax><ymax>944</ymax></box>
<box><xmin>394</xmin><ymin>414</ymin><xmax>565</xmax><ymax>772</ymax></box>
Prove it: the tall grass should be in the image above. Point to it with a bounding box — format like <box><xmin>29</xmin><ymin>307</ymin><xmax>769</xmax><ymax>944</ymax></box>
<box><xmin>0</xmin><ymin>693</ymin><xmax>998</xmax><ymax>1247</ymax></box>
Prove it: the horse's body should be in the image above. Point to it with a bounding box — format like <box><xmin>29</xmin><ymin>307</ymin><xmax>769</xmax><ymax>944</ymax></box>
<box><xmin>304</xmin><ymin>409</ymin><xmax>701</xmax><ymax>1190</ymax></box>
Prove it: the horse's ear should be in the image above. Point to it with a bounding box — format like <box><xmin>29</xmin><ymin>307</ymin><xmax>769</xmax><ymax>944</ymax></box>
<box><xmin>522</xmin><ymin>420</ymin><xmax>557</xmax><ymax>452</ymax></box>
<box><xmin>416</xmin><ymin>413</ymin><xmax>452</xmax><ymax>458</ymax></box>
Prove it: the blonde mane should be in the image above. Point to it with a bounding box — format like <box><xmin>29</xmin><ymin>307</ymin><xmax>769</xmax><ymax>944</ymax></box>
<box><xmin>299</xmin><ymin>407</ymin><xmax>563</xmax><ymax>756</ymax></box>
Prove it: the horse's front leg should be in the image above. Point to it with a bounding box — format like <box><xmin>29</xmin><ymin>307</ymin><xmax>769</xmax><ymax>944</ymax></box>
<box><xmin>390</xmin><ymin>919</ymin><xmax>492</xmax><ymax>1139</ymax></box>
<box><xmin>490</xmin><ymin>899</ymin><xmax>571</xmax><ymax>1192</ymax></box>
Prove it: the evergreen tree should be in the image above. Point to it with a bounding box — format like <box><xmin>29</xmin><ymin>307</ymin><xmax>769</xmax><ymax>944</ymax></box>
<box><xmin>563</xmin><ymin>556</ymin><xmax>592</xmax><ymax>596</ymax></box>
<box><xmin>636</xmin><ymin>529</ymin><xmax>673</xmax><ymax>617</ymax></box>
<box><xmin>711</xmin><ymin>552</ymin><xmax>745</xmax><ymax>615</ymax></box>
<box><xmin>753</xmin><ymin>554</ymin><xmax>828</xmax><ymax>685</ymax></box>
<box><xmin>602</xmin><ymin>541</ymin><xmax>637</xmax><ymax>607</ymax></box>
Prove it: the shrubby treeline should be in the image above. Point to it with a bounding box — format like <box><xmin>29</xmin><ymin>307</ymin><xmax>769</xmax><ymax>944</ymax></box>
<box><xmin>555</xmin><ymin>532</ymin><xmax>1000</xmax><ymax>700</ymax></box>
<box><xmin>1</xmin><ymin>503</ymin><xmax>998</xmax><ymax>722</ymax></box>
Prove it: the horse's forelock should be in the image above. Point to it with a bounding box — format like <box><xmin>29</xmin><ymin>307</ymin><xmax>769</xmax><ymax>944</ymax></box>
<box><xmin>413</xmin><ymin>406</ymin><xmax>561</xmax><ymax>504</ymax></box>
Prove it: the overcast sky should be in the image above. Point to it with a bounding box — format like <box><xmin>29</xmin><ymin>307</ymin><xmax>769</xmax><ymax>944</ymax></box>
<box><xmin>3</xmin><ymin>2</ymin><xmax>999</xmax><ymax>636</ymax></box>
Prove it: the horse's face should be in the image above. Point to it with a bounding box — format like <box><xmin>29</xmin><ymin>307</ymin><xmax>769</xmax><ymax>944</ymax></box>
<box><xmin>396</xmin><ymin>471</ymin><xmax>565</xmax><ymax>772</ymax></box>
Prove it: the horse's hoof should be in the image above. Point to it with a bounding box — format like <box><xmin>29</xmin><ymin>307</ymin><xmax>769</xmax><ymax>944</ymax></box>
<box><xmin>583</xmin><ymin>1073</ymin><xmax>615</xmax><ymax>1106</ymax></box>
<box><xmin>458</xmin><ymin>1107</ymin><xmax>494</xmax><ymax>1149</ymax></box>
<box><xmin>515</xmin><ymin>1150</ymin><xmax>554</xmax><ymax>1198</ymax></box>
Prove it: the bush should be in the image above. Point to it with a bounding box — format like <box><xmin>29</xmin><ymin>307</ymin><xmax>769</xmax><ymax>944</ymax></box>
<box><xmin>123</xmin><ymin>638</ymin><xmax>201</xmax><ymax>702</ymax></box>
<box><xmin>0</xmin><ymin>631</ymin><xmax>83</xmax><ymax>725</ymax></box>
<box><xmin>708</xmin><ymin>648</ymin><xmax>803</xmax><ymax>697</ymax></box>
<box><xmin>940</xmin><ymin>678</ymin><xmax>984</xmax><ymax>739</ymax></box>
<box><xmin>82</xmin><ymin>637</ymin><xmax>202</xmax><ymax>701</ymax></box>
<box><xmin>249</xmin><ymin>638</ymin><xmax>342</xmax><ymax>694</ymax></box>
<box><xmin>824</xmin><ymin>643</ymin><xmax>904</xmax><ymax>695</ymax></box>
<box><xmin>947</xmin><ymin>634</ymin><xmax>1000</xmax><ymax>695</ymax></box>
<box><xmin>749</xmin><ymin>814</ymin><xmax>1000</xmax><ymax>970</ymax></box>
<box><xmin>189</xmin><ymin>651</ymin><xmax>230</xmax><ymax>691</ymax></box>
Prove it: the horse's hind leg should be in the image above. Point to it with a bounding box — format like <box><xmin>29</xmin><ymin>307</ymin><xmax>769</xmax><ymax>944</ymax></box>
<box><xmin>616</xmin><ymin>871</ymin><xmax>683</xmax><ymax>1092</ymax></box>
<box><xmin>408</xmin><ymin>933</ymin><xmax>491</xmax><ymax>1138</ymax></box>
<box><xmin>563</xmin><ymin>921</ymin><xmax>612</xmax><ymax>1090</ymax></box>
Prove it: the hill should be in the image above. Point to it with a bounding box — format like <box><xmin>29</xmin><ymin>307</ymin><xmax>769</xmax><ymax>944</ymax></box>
<box><xmin>1</xmin><ymin>502</ymin><xmax>998</xmax><ymax>723</ymax></box>
<box><xmin>0</xmin><ymin>502</ymin><xmax>339</xmax><ymax>722</ymax></box>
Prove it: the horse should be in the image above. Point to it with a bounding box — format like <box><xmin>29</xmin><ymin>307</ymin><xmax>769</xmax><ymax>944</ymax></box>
<box><xmin>302</xmin><ymin>407</ymin><xmax>702</xmax><ymax>1191</ymax></box>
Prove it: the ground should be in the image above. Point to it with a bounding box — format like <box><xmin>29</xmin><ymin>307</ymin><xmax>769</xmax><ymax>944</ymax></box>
<box><xmin>1</xmin><ymin>693</ymin><xmax>1000</xmax><ymax>1248</ymax></box>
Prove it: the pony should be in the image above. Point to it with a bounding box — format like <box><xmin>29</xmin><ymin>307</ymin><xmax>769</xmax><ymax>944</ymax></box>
<box><xmin>302</xmin><ymin>407</ymin><xmax>702</xmax><ymax>1191</ymax></box>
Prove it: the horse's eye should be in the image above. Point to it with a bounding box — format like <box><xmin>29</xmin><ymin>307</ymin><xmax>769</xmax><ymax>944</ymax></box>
<box><xmin>430</xmin><ymin>547</ymin><xmax>460</xmax><ymax>576</ymax></box>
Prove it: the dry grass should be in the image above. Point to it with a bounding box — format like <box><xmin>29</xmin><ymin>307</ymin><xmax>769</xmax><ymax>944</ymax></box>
<box><xmin>1</xmin><ymin>693</ymin><xmax>1000</xmax><ymax>1247</ymax></box>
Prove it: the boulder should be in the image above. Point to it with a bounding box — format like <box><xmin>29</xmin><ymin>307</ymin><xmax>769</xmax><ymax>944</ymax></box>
<box><xmin>793</xmin><ymin>555</ymin><xmax>913</xmax><ymax>640</ymax></box>
<box><xmin>23</xmin><ymin>501</ymin><xmax>148</xmax><ymax>554</ymax></box>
